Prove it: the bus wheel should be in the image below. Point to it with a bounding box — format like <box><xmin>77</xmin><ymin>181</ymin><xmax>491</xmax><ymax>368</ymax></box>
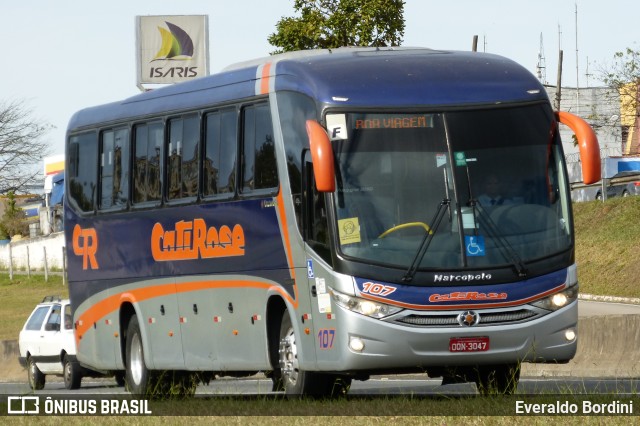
<box><xmin>278</xmin><ymin>310</ymin><xmax>348</xmax><ymax>397</ymax></box>
<box><xmin>279</xmin><ymin>310</ymin><xmax>320</xmax><ymax>396</ymax></box>
<box><xmin>475</xmin><ymin>364</ymin><xmax>520</xmax><ymax>395</ymax></box>
<box><xmin>125</xmin><ymin>316</ymin><xmax>151</xmax><ymax>396</ymax></box>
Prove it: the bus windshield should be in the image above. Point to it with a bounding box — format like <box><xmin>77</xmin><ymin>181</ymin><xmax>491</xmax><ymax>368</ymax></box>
<box><xmin>329</xmin><ymin>104</ymin><xmax>572</xmax><ymax>274</ymax></box>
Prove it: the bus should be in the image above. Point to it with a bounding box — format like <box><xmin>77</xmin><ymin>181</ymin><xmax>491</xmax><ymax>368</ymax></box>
<box><xmin>65</xmin><ymin>47</ymin><xmax>600</xmax><ymax>397</ymax></box>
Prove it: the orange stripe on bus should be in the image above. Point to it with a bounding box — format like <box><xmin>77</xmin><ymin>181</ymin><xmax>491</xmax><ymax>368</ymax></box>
<box><xmin>75</xmin><ymin>279</ymin><xmax>296</xmax><ymax>347</ymax></box>
<box><xmin>276</xmin><ymin>191</ymin><xmax>295</xmax><ymax>279</ymax></box>
<box><xmin>276</xmin><ymin>190</ymin><xmax>300</xmax><ymax>306</ymax></box>
<box><xmin>260</xmin><ymin>62</ymin><xmax>272</xmax><ymax>95</ymax></box>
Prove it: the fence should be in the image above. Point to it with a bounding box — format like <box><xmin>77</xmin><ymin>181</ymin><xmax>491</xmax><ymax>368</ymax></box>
<box><xmin>0</xmin><ymin>232</ymin><xmax>65</xmax><ymax>281</ymax></box>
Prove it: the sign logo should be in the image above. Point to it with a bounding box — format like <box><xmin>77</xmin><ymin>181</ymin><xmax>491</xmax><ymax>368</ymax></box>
<box><xmin>337</xmin><ymin>217</ymin><xmax>361</xmax><ymax>245</ymax></box>
<box><xmin>136</xmin><ymin>15</ymin><xmax>209</xmax><ymax>87</ymax></box>
<box><xmin>429</xmin><ymin>291</ymin><xmax>507</xmax><ymax>303</ymax></box>
<box><xmin>151</xmin><ymin>219</ymin><xmax>245</xmax><ymax>261</ymax></box>
<box><xmin>153</xmin><ymin>22</ymin><xmax>194</xmax><ymax>61</ymax></box>
<box><xmin>457</xmin><ymin>311</ymin><xmax>480</xmax><ymax>327</ymax></box>
<box><xmin>72</xmin><ymin>225</ymin><xmax>99</xmax><ymax>270</ymax></box>
<box><xmin>307</xmin><ymin>259</ymin><xmax>314</xmax><ymax>278</ymax></box>
<box><xmin>7</xmin><ymin>396</ymin><xmax>39</xmax><ymax>414</ymax></box>
<box><xmin>6</xmin><ymin>395</ymin><xmax>152</xmax><ymax>415</ymax></box>
<box><xmin>454</xmin><ymin>151</ymin><xmax>467</xmax><ymax>166</ymax></box>
<box><xmin>465</xmin><ymin>235</ymin><xmax>485</xmax><ymax>257</ymax></box>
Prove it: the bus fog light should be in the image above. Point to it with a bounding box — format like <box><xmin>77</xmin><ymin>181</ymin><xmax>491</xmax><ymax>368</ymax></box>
<box><xmin>349</xmin><ymin>337</ymin><xmax>365</xmax><ymax>352</ymax></box>
<box><xmin>565</xmin><ymin>328</ymin><xmax>576</xmax><ymax>341</ymax></box>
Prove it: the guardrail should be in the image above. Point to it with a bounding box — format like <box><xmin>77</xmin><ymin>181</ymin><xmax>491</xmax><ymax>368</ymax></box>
<box><xmin>571</xmin><ymin>172</ymin><xmax>640</xmax><ymax>201</ymax></box>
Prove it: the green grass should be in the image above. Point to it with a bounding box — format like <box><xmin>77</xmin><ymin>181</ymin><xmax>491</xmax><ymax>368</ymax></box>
<box><xmin>0</xmin><ymin>274</ymin><xmax>67</xmax><ymax>340</ymax></box>
<box><xmin>0</xmin><ymin>415</ymin><xmax>635</xmax><ymax>425</ymax></box>
<box><xmin>573</xmin><ymin>196</ymin><xmax>640</xmax><ymax>299</ymax></box>
<box><xmin>0</xmin><ymin>197</ymin><xmax>637</xmax><ymax>341</ymax></box>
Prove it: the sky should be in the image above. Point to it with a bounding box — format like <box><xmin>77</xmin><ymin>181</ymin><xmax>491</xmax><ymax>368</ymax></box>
<box><xmin>2</xmin><ymin>0</ymin><xmax>638</xmax><ymax>158</ymax></box>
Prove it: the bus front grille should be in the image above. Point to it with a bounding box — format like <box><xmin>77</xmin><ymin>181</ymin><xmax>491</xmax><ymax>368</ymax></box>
<box><xmin>394</xmin><ymin>309</ymin><xmax>540</xmax><ymax>327</ymax></box>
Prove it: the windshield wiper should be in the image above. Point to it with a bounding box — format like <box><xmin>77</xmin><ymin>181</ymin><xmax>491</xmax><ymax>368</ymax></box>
<box><xmin>472</xmin><ymin>200</ymin><xmax>528</xmax><ymax>278</ymax></box>
<box><xmin>401</xmin><ymin>198</ymin><xmax>451</xmax><ymax>283</ymax></box>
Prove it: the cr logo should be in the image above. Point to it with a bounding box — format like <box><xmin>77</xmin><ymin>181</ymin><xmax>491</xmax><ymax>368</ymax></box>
<box><xmin>72</xmin><ymin>224</ymin><xmax>99</xmax><ymax>270</ymax></box>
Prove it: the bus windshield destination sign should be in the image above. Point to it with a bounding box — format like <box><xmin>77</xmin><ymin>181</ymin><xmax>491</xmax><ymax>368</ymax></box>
<box><xmin>354</xmin><ymin>114</ymin><xmax>433</xmax><ymax>130</ymax></box>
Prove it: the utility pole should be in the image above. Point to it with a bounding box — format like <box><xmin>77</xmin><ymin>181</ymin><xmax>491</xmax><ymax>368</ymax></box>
<box><xmin>575</xmin><ymin>2</ymin><xmax>580</xmax><ymax>114</ymax></box>
<box><xmin>537</xmin><ymin>33</ymin><xmax>547</xmax><ymax>85</ymax></box>
<box><xmin>555</xmin><ymin>50</ymin><xmax>563</xmax><ymax>111</ymax></box>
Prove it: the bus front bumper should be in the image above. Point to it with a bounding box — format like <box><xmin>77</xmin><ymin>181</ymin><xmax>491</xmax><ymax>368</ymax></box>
<box><xmin>314</xmin><ymin>301</ymin><xmax>577</xmax><ymax>372</ymax></box>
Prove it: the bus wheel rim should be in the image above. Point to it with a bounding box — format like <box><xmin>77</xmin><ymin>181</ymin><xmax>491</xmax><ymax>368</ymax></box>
<box><xmin>130</xmin><ymin>333</ymin><xmax>144</xmax><ymax>385</ymax></box>
<box><xmin>279</xmin><ymin>326</ymin><xmax>299</xmax><ymax>386</ymax></box>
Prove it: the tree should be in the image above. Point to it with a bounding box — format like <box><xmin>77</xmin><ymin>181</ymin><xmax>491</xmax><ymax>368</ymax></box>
<box><xmin>268</xmin><ymin>0</ymin><xmax>405</xmax><ymax>54</ymax></box>
<box><xmin>0</xmin><ymin>99</ymin><xmax>52</xmax><ymax>195</ymax></box>
<box><xmin>602</xmin><ymin>47</ymin><xmax>640</xmax><ymax>95</ymax></box>
<box><xmin>1</xmin><ymin>191</ymin><xmax>28</xmax><ymax>238</ymax></box>
<box><xmin>600</xmin><ymin>47</ymin><xmax>640</xmax><ymax>155</ymax></box>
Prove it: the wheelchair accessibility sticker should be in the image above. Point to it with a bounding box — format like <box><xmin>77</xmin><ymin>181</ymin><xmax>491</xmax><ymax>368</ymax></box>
<box><xmin>465</xmin><ymin>235</ymin><xmax>485</xmax><ymax>257</ymax></box>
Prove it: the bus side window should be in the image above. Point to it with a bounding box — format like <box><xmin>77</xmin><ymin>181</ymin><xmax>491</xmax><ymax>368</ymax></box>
<box><xmin>167</xmin><ymin>114</ymin><xmax>199</xmax><ymax>201</ymax></box>
<box><xmin>99</xmin><ymin>128</ymin><xmax>129</xmax><ymax>210</ymax></box>
<box><xmin>133</xmin><ymin>122</ymin><xmax>164</xmax><ymax>205</ymax></box>
<box><xmin>305</xmin><ymin>160</ymin><xmax>331</xmax><ymax>263</ymax></box>
<box><xmin>204</xmin><ymin>109</ymin><xmax>237</xmax><ymax>197</ymax></box>
<box><xmin>241</xmin><ymin>104</ymin><xmax>278</xmax><ymax>194</ymax></box>
<box><xmin>68</xmin><ymin>132</ymin><xmax>98</xmax><ymax>213</ymax></box>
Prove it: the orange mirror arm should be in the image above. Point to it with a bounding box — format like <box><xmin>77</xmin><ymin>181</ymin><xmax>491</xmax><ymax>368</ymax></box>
<box><xmin>306</xmin><ymin>120</ymin><xmax>336</xmax><ymax>192</ymax></box>
<box><xmin>556</xmin><ymin>111</ymin><xmax>601</xmax><ymax>185</ymax></box>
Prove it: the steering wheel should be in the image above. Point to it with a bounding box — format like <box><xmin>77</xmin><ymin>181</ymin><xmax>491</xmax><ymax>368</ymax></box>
<box><xmin>378</xmin><ymin>222</ymin><xmax>432</xmax><ymax>238</ymax></box>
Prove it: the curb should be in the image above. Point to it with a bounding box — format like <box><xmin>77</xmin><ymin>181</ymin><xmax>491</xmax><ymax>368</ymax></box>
<box><xmin>579</xmin><ymin>293</ymin><xmax>640</xmax><ymax>305</ymax></box>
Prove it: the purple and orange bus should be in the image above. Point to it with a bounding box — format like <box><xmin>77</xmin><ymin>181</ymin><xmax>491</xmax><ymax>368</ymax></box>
<box><xmin>65</xmin><ymin>47</ymin><xmax>600</xmax><ymax>397</ymax></box>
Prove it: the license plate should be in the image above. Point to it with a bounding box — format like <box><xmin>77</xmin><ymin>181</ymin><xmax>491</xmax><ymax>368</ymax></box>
<box><xmin>449</xmin><ymin>337</ymin><xmax>490</xmax><ymax>352</ymax></box>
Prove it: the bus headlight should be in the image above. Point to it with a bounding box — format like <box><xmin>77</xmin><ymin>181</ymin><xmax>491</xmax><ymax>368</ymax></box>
<box><xmin>531</xmin><ymin>285</ymin><xmax>579</xmax><ymax>311</ymax></box>
<box><xmin>330</xmin><ymin>289</ymin><xmax>403</xmax><ymax>318</ymax></box>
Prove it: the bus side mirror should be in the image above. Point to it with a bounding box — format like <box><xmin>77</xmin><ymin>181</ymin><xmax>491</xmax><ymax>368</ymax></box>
<box><xmin>556</xmin><ymin>111</ymin><xmax>601</xmax><ymax>185</ymax></box>
<box><xmin>306</xmin><ymin>120</ymin><xmax>336</xmax><ymax>192</ymax></box>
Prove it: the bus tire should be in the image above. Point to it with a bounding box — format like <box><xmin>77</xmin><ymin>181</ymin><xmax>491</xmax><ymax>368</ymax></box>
<box><xmin>278</xmin><ymin>309</ymin><xmax>346</xmax><ymax>397</ymax></box>
<box><xmin>278</xmin><ymin>309</ymin><xmax>315</xmax><ymax>396</ymax></box>
<box><xmin>125</xmin><ymin>316</ymin><xmax>151</xmax><ymax>396</ymax></box>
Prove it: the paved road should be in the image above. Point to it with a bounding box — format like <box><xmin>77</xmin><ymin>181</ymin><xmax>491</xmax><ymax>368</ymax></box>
<box><xmin>578</xmin><ymin>299</ymin><xmax>640</xmax><ymax>317</ymax></box>
<box><xmin>2</xmin><ymin>375</ymin><xmax>640</xmax><ymax>397</ymax></box>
